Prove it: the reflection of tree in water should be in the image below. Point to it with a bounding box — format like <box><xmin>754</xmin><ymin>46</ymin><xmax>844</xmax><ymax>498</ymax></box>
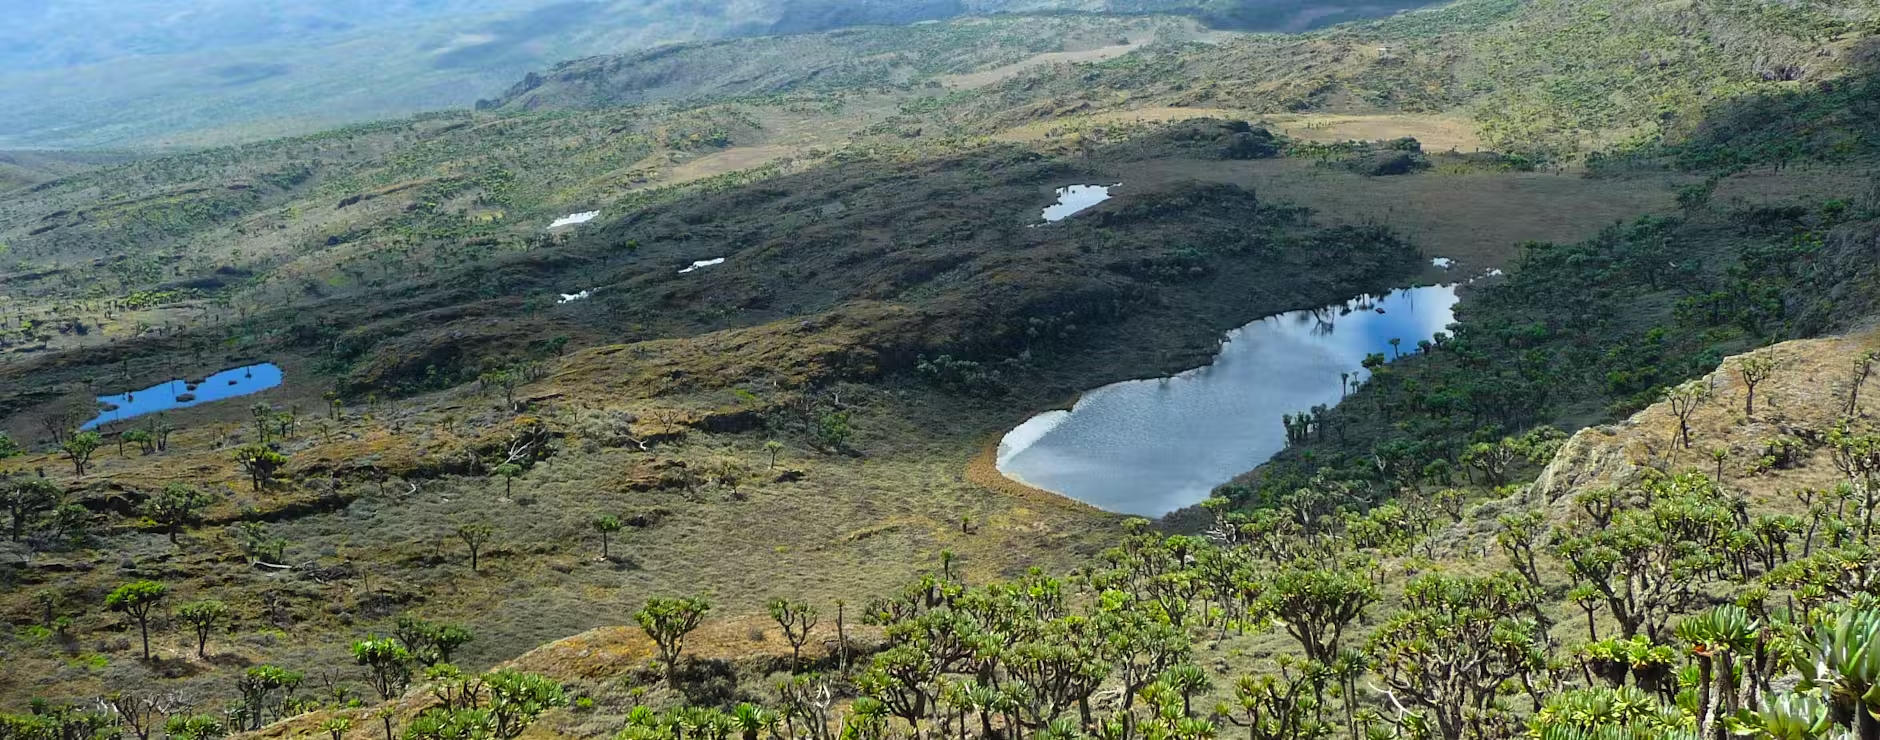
<box><xmin>1310</xmin><ymin>309</ymin><xmax>1338</xmax><ymax>337</ymax></box>
<box><xmin>1289</xmin><ymin>305</ymin><xmax>1340</xmax><ymax>336</ymax></box>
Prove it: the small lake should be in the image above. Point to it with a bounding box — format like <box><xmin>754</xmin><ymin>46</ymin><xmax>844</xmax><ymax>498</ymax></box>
<box><xmin>82</xmin><ymin>363</ymin><xmax>284</xmax><ymax>430</ymax></box>
<box><xmin>996</xmin><ymin>285</ymin><xmax>1459</xmax><ymax>517</ymax></box>
<box><xmin>1040</xmin><ymin>184</ymin><xmax>1116</xmax><ymax>223</ymax></box>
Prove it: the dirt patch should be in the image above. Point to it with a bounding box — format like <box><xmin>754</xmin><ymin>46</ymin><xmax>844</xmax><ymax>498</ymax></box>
<box><xmin>1261</xmin><ymin>113</ymin><xmax>1484</xmax><ymax>152</ymax></box>
<box><xmin>1087</xmin><ymin>157</ymin><xmax>1687</xmax><ymax>271</ymax></box>
<box><xmin>667</xmin><ymin>145</ymin><xmax>801</xmax><ymax>184</ymax></box>
<box><xmin>964</xmin><ymin>434</ymin><xmax>1103</xmax><ymax>515</ymax></box>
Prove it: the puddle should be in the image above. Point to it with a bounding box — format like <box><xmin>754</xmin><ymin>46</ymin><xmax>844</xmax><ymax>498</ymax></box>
<box><xmin>679</xmin><ymin>258</ymin><xmax>725</xmax><ymax>274</ymax></box>
<box><xmin>1039</xmin><ymin>184</ymin><xmax>1116</xmax><ymax>223</ymax></box>
<box><xmin>82</xmin><ymin>363</ymin><xmax>284</xmax><ymax>430</ymax></box>
<box><xmin>996</xmin><ymin>286</ymin><xmax>1460</xmax><ymax>517</ymax></box>
<box><xmin>547</xmin><ymin>211</ymin><xmax>600</xmax><ymax>229</ymax></box>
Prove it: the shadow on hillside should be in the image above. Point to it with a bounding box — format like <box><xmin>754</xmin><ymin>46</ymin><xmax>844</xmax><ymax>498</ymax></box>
<box><xmin>761</xmin><ymin>0</ymin><xmax>1452</xmax><ymax>37</ymax></box>
<box><xmin>1664</xmin><ymin>37</ymin><xmax>1880</xmax><ymax>170</ymax></box>
<box><xmin>1192</xmin><ymin>0</ymin><xmax>1449</xmax><ymax>32</ymax></box>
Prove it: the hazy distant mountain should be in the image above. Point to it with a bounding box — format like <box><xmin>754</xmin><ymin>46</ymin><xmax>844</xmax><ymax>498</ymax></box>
<box><xmin>0</xmin><ymin>0</ymin><xmax>1438</xmax><ymax>149</ymax></box>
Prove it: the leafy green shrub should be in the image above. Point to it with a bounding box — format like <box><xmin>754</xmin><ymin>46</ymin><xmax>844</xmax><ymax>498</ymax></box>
<box><xmin>915</xmin><ymin>354</ymin><xmax>1007</xmax><ymax>396</ymax></box>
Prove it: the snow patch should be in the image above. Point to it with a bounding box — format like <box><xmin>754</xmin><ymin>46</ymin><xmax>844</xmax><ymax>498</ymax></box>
<box><xmin>1431</xmin><ymin>257</ymin><xmax>1454</xmax><ymax>269</ymax></box>
<box><xmin>558</xmin><ymin>289</ymin><xmax>595</xmax><ymax>304</ymax></box>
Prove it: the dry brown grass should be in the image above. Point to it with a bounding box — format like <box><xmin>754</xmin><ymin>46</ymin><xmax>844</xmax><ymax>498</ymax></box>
<box><xmin>1260</xmin><ymin>112</ymin><xmax>1484</xmax><ymax>152</ymax></box>
<box><xmin>995</xmin><ymin>109</ymin><xmax>1480</xmax><ymax>152</ymax></box>
<box><xmin>941</xmin><ymin>42</ymin><xmax>1147</xmax><ymax>90</ymax></box>
<box><xmin>0</xmin><ymin>362</ymin><xmax>1119</xmax><ymax>709</ymax></box>
<box><xmin>1088</xmin><ymin>156</ymin><xmax>1688</xmax><ymax>271</ymax></box>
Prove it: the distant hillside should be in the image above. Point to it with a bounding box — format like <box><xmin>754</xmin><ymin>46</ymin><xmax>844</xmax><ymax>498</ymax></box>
<box><xmin>923</xmin><ymin>0</ymin><xmax>1880</xmax><ymax>160</ymax></box>
<box><xmin>0</xmin><ymin>0</ymin><xmax>1443</xmax><ymax>150</ymax></box>
<box><xmin>0</xmin><ymin>150</ymin><xmax>133</xmax><ymax>192</ymax></box>
<box><xmin>484</xmin><ymin>15</ymin><xmax>1204</xmax><ymax>111</ymax></box>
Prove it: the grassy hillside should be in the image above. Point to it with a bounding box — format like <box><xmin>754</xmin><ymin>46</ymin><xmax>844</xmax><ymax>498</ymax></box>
<box><xmin>920</xmin><ymin>0</ymin><xmax>1880</xmax><ymax>161</ymax></box>
<box><xmin>1221</xmin><ymin>173</ymin><xmax>1880</xmax><ymax>517</ymax></box>
<box><xmin>0</xmin><ymin>120</ymin><xmax>1451</xmax><ymax>710</ymax></box>
<box><xmin>484</xmin><ymin>15</ymin><xmax>1202</xmax><ymax>111</ymax></box>
<box><xmin>0</xmin><ymin>150</ymin><xmax>133</xmax><ymax>193</ymax></box>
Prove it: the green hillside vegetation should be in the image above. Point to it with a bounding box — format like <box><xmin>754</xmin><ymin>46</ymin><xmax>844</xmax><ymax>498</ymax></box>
<box><xmin>1225</xmin><ymin>180</ymin><xmax>1880</xmax><ymax>514</ymax></box>
<box><xmin>929</xmin><ymin>0</ymin><xmax>1880</xmax><ymax>162</ymax></box>
<box><xmin>484</xmin><ymin>15</ymin><xmax>1201</xmax><ymax>111</ymax></box>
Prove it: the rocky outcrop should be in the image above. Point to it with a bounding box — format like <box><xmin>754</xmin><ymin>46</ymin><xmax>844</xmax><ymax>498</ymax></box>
<box><xmin>1517</xmin><ymin>328</ymin><xmax>1880</xmax><ymax>518</ymax></box>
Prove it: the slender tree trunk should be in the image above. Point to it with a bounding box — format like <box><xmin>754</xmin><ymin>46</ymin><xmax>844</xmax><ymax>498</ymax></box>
<box><xmin>1693</xmin><ymin>657</ymin><xmax>1715</xmax><ymax>739</ymax></box>
<box><xmin>836</xmin><ymin>603</ymin><xmax>848</xmax><ymax>673</ymax></box>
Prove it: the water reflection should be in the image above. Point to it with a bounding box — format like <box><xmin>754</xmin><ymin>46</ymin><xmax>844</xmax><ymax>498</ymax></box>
<box><xmin>1039</xmin><ymin>184</ymin><xmax>1116</xmax><ymax>223</ymax></box>
<box><xmin>996</xmin><ymin>286</ymin><xmax>1458</xmax><ymax>516</ymax></box>
<box><xmin>82</xmin><ymin>363</ymin><xmax>284</xmax><ymax>430</ymax></box>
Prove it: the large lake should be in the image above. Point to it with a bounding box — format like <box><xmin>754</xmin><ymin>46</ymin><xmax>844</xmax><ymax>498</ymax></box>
<box><xmin>82</xmin><ymin>363</ymin><xmax>283</xmax><ymax>430</ymax></box>
<box><xmin>996</xmin><ymin>285</ymin><xmax>1459</xmax><ymax>516</ymax></box>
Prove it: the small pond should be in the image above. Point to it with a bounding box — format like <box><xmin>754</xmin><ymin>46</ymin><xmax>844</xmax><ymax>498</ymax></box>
<box><xmin>82</xmin><ymin>363</ymin><xmax>284</xmax><ymax>430</ymax></box>
<box><xmin>996</xmin><ymin>285</ymin><xmax>1459</xmax><ymax>517</ymax></box>
<box><xmin>1039</xmin><ymin>184</ymin><xmax>1116</xmax><ymax>223</ymax></box>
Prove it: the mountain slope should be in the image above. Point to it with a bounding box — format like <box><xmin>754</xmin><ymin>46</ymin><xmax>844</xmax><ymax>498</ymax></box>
<box><xmin>483</xmin><ymin>15</ymin><xmax>1204</xmax><ymax>110</ymax></box>
<box><xmin>917</xmin><ymin>0</ymin><xmax>1880</xmax><ymax>160</ymax></box>
<box><xmin>0</xmin><ymin>0</ymin><xmax>1444</xmax><ymax>149</ymax></box>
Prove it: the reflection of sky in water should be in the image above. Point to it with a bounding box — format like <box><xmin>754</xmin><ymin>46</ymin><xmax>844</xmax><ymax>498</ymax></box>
<box><xmin>82</xmin><ymin>363</ymin><xmax>283</xmax><ymax>430</ymax></box>
<box><xmin>998</xmin><ymin>286</ymin><xmax>1459</xmax><ymax>517</ymax></box>
<box><xmin>1040</xmin><ymin>185</ymin><xmax>1115</xmax><ymax>222</ymax></box>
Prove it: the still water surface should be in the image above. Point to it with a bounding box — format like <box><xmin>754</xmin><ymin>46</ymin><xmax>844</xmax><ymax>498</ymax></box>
<box><xmin>82</xmin><ymin>363</ymin><xmax>283</xmax><ymax>430</ymax></box>
<box><xmin>1040</xmin><ymin>185</ymin><xmax>1115</xmax><ymax>223</ymax></box>
<box><xmin>997</xmin><ymin>286</ymin><xmax>1459</xmax><ymax>516</ymax></box>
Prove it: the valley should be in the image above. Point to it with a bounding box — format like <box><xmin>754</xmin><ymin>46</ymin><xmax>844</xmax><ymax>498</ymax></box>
<box><xmin>3</xmin><ymin>0</ymin><xmax>1880</xmax><ymax>738</ymax></box>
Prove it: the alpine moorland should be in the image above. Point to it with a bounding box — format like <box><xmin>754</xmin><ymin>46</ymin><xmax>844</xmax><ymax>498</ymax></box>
<box><xmin>3</xmin><ymin>1</ymin><xmax>1880</xmax><ymax>739</ymax></box>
